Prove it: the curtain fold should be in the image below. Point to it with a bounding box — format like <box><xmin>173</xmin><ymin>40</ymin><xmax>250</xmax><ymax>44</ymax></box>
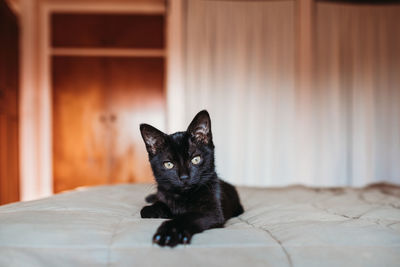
<box><xmin>183</xmin><ymin>0</ymin><xmax>400</xmax><ymax>186</ymax></box>
<box><xmin>315</xmin><ymin>3</ymin><xmax>400</xmax><ymax>186</ymax></box>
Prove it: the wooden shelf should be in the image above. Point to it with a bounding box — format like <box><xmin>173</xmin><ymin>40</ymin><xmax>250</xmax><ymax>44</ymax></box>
<box><xmin>51</xmin><ymin>47</ymin><xmax>165</xmax><ymax>57</ymax></box>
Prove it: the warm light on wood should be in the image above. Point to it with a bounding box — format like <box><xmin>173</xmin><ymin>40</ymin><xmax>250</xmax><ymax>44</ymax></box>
<box><xmin>51</xmin><ymin>48</ymin><xmax>165</xmax><ymax>57</ymax></box>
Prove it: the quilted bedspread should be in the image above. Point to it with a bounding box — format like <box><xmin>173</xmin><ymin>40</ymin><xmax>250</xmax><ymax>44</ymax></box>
<box><xmin>0</xmin><ymin>183</ymin><xmax>399</xmax><ymax>267</ymax></box>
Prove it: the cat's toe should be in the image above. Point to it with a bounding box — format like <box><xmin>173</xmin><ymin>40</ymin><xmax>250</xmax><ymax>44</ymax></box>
<box><xmin>177</xmin><ymin>229</ymin><xmax>192</xmax><ymax>244</ymax></box>
<box><xmin>164</xmin><ymin>234</ymin><xmax>179</xmax><ymax>247</ymax></box>
<box><xmin>181</xmin><ymin>234</ymin><xmax>192</xmax><ymax>244</ymax></box>
<box><xmin>153</xmin><ymin>234</ymin><xmax>161</xmax><ymax>243</ymax></box>
<box><xmin>152</xmin><ymin>233</ymin><xmax>166</xmax><ymax>246</ymax></box>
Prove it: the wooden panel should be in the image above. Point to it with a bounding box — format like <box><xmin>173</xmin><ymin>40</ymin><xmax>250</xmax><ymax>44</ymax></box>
<box><xmin>52</xmin><ymin>57</ymin><xmax>165</xmax><ymax>193</ymax></box>
<box><xmin>0</xmin><ymin>0</ymin><xmax>19</xmax><ymax>205</ymax></box>
<box><xmin>52</xmin><ymin>57</ymin><xmax>109</xmax><ymax>193</ymax></box>
<box><xmin>0</xmin><ymin>114</ymin><xmax>8</xmax><ymax>203</ymax></box>
<box><xmin>5</xmin><ymin>116</ymin><xmax>19</xmax><ymax>203</ymax></box>
<box><xmin>105</xmin><ymin>57</ymin><xmax>164</xmax><ymax>184</ymax></box>
<box><xmin>0</xmin><ymin>102</ymin><xmax>19</xmax><ymax>204</ymax></box>
<box><xmin>52</xmin><ymin>13</ymin><xmax>165</xmax><ymax>49</ymax></box>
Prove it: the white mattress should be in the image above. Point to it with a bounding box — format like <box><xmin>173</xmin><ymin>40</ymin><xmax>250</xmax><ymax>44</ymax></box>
<box><xmin>0</xmin><ymin>184</ymin><xmax>399</xmax><ymax>267</ymax></box>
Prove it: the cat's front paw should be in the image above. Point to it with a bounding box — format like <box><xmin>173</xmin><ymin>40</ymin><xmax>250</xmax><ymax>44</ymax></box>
<box><xmin>140</xmin><ymin>205</ymin><xmax>170</xmax><ymax>219</ymax></box>
<box><xmin>153</xmin><ymin>220</ymin><xmax>192</xmax><ymax>247</ymax></box>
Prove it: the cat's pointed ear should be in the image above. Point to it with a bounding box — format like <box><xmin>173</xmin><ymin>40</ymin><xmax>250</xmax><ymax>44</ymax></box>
<box><xmin>187</xmin><ymin>110</ymin><xmax>212</xmax><ymax>144</ymax></box>
<box><xmin>140</xmin><ymin>124</ymin><xmax>166</xmax><ymax>155</ymax></box>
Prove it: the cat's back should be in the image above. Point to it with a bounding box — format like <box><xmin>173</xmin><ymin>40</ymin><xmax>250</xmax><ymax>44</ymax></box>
<box><xmin>218</xmin><ymin>179</ymin><xmax>244</xmax><ymax>219</ymax></box>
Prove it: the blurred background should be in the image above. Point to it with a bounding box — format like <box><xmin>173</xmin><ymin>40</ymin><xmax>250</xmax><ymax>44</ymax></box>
<box><xmin>0</xmin><ymin>0</ymin><xmax>399</xmax><ymax>204</ymax></box>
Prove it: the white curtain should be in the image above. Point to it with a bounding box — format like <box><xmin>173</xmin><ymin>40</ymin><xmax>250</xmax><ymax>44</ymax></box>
<box><xmin>314</xmin><ymin>2</ymin><xmax>400</xmax><ymax>186</ymax></box>
<box><xmin>183</xmin><ymin>0</ymin><xmax>400</xmax><ymax>187</ymax></box>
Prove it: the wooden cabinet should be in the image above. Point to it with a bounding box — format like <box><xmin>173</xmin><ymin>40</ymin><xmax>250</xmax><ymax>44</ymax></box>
<box><xmin>0</xmin><ymin>0</ymin><xmax>19</xmax><ymax>204</ymax></box>
<box><xmin>51</xmin><ymin>13</ymin><xmax>165</xmax><ymax>193</ymax></box>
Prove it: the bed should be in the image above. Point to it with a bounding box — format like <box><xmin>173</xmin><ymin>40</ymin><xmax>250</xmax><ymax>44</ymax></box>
<box><xmin>0</xmin><ymin>183</ymin><xmax>399</xmax><ymax>266</ymax></box>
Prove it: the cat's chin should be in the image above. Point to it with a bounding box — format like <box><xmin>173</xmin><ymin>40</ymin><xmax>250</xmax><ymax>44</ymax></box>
<box><xmin>178</xmin><ymin>184</ymin><xmax>193</xmax><ymax>192</ymax></box>
<box><xmin>157</xmin><ymin>182</ymin><xmax>194</xmax><ymax>193</ymax></box>
<box><xmin>176</xmin><ymin>183</ymin><xmax>199</xmax><ymax>193</ymax></box>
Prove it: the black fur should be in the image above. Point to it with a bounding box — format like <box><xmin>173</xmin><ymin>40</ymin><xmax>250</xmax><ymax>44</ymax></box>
<box><xmin>139</xmin><ymin>110</ymin><xmax>243</xmax><ymax>247</ymax></box>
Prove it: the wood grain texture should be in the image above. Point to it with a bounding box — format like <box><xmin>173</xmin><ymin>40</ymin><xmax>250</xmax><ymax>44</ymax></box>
<box><xmin>52</xmin><ymin>56</ymin><xmax>165</xmax><ymax>193</ymax></box>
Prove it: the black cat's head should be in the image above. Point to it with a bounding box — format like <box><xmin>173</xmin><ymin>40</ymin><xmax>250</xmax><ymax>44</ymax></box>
<box><xmin>140</xmin><ymin>110</ymin><xmax>215</xmax><ymax>191</ymax></box>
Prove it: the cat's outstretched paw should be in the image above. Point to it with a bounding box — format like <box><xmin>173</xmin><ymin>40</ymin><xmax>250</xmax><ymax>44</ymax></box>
<box><xmin>152</xmin><ymin>220</ymin><xmax>192</xmax><ymax>247</ymax></box>
<box><xmin>140</xmin><ymin>205</ymin><xmax>170</xmax><ymax>219</ymax></box>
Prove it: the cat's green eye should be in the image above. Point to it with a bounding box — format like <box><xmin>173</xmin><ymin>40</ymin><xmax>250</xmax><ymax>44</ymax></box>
<box><xmin>163</xmin><ymin>162</ymin><xmax>174</xmax><ymax>169</ymax></box>
<box><xmin>191</xmin><ymin>156</ymin><xmax>201</xmax><ymax>165</ymax></box>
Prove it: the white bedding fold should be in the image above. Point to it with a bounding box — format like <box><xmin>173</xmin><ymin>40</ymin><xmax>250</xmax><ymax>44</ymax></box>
<box><xmin>0</xmin><ymin>184</ymin><xmax>399</xmax><ymax>267</ymax></box>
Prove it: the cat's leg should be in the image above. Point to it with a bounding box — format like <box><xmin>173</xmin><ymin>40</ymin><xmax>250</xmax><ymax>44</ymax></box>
<box><xmin>152</xmin><ymin>213</ymin><xmax>224</xmax><ymax>247</ymax></box>
<box><xmin>140</xmin><ymin>201</ymin><xmax>172</xmax><ymax>219</ymax></box>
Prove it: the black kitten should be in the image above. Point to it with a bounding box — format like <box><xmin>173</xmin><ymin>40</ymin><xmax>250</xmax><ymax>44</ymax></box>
<box><xmin>139</xmin><ymin>110</ymin><xmax>243</xmax><ymax>247</ymax></box>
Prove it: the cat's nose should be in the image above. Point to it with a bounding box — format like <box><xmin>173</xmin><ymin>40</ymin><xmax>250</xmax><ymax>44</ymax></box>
<box><xmin>180</xmin><ymin>175</ymin><xmax>189</xmax><ymax>180</ymax></box>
